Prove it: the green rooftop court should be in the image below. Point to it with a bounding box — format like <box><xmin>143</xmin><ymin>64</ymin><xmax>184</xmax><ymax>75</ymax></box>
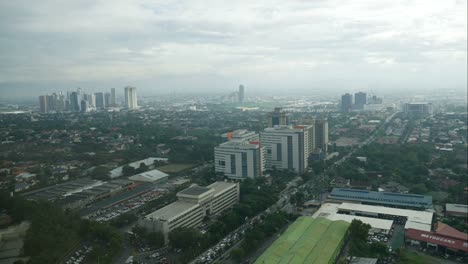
<box><xmin>254</xmin><ymin>217</ymin><xmax>349</xmax><ymax>264</ymax></box>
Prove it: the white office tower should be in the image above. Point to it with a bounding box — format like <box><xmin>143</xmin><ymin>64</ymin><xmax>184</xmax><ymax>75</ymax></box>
<box><xmin>314</xmin><ymin>119</ymin><xmax>329</xmax><ymax>153</ymax></box>
<box><xmin>215</xmin><ymin>140</ymin><xmax>265</xmax><ymax>180</ymax></box>
<box><xmin>260</xmin><ymin>125</ymin><xmax>313</xmax><ymax>173</ymax></box>
<box><xmin>124</xmin><ymin>86</ymin><xmax>138</xmax><ymax>109</ymax></box>
<box><xmin>221</xmin><ymin>129</ymin><xmax>260</xmax><ymax>142</ymax></box>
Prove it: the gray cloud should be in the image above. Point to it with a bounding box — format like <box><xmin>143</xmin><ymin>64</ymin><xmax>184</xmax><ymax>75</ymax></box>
<box><xmin>0</xmin><ymin>0</ymin><xmax>466</xmax><ymax>97</ymax></box>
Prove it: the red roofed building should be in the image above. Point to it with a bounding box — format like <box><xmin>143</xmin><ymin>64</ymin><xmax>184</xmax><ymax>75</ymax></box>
<box><xmin>435</xmin><ymin>222</ymin><xmax>468</xmax><ymax>241</ymax></box>
<box><xmin>406</xmin><ymin>223</ymin><xmax>468</xmax><ymax>255</ymax></box>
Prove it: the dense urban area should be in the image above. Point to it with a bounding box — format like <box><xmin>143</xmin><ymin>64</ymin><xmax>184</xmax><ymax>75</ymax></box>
<box><xmin>0</xmin><ymin>87</ymin><xmax>467</xmax><ymax>264</ymax></box>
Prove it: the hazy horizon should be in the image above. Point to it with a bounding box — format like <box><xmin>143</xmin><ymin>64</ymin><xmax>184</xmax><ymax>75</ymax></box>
<box><xmin>0</xmin><ymin>0</ymin><xmax>466</xmax><ymax>99</ymax></box>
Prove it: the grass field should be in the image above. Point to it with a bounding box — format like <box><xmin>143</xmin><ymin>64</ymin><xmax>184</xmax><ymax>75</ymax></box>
<box><xmin>157</xmin><ymin>163</ymin><xmax>196</xmax><ymax>173</ymax></box>
<box><xmin>255</xmin><ymin>217</ymin><xmax>349</xmax><ymax>264</ymax></box>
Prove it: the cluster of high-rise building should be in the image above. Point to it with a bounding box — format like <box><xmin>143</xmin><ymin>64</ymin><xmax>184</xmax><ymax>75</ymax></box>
<box><xmin>340</xmin><ymin>92</ymin><xmax>383</xmax><ymax>112</ymax></box>
<box><xmin>223</xmin><ymin>84</ymin><xmax>246</xmax><ymax>103</ymax></box>
<box><xmin>38</xmin><ymin>86</ymin><xmax>138</xmax><ymax>113</ymax></box>
<box><xmin>214</xmin><ymin>108</ymin><xmax>329</xmax><ymax>179</ymax></box>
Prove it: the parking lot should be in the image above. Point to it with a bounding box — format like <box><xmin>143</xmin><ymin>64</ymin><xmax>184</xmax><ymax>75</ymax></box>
<box><xmin>86</xmin><ymin>189</ymin><xmax>168</xmax><ymax>223</ymax></box>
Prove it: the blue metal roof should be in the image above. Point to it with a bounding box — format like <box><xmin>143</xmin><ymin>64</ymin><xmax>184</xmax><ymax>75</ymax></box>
<box><xmin>329</xmin><ymin>188</ymin><xmax>433</xmax><ymax>209</ymax></box>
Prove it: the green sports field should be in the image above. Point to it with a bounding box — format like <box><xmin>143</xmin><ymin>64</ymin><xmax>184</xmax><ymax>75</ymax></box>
<box><xmin>255</xmin><ymin>217</ymin><xmax>349</xmax><ymax>264</ymax></box>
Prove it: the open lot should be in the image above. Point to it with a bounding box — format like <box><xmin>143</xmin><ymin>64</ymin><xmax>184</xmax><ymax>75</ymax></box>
<box><xmin>157</xmin><ymin>163</ymin><xmax>196</xmax><ymax>173</ymax></box>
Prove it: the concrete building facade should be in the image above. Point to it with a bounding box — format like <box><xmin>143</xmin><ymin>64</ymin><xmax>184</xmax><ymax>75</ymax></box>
<box><xmin>314</xmin><ymin>119</ymin><xmax>329</xmax><ymax>153</ymax></box>
<box><xmin>268</xmin><ymin>107</ymin><xmax>289</xmax><ymax>127</ymax></box>
<box><xmin>141</xmin><ymin>182</ymin><xmax>240</xmax><ymax>241</ymax></box>
<box><xmin>124</xmin><ymin>86</ymin><xmax>138</xmax><ymax>109</ymax></box>
<box><xmin>214</xmin><ymin>139</ymin><xmax>265</xmax><ymax>179</ymax></box>
<box><xmin>260</xmin><ymin>125</ymin><xmax>312</xmax><ymax>173</ymax></box>
<box><xmin>341</xmin><ymin>93</ymin><xmax>353</xmax><ymax>112</ymax></box>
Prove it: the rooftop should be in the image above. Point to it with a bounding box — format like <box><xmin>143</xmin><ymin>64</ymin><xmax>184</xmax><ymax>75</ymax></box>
<box><xmin>312</xmin><ymin>203</ymin><xmax>393</xmax><ymax>231</ymax></box>
<box><xmin>337</xmin><ymin>202</ymin><xmax>433</xmax><ymax>232</ymax></box>
<box><xmin>446</xmin><ymin>203</ymin><xmax>468</xmax><ymax>214</ymax></box>
<box><xmin>435</xmin><ymin>222</ymin><xmax>468</xmax><ymax>241</ymax></box>
<box><xmin>178</xmin><ymin>186</ymin><xmax>212</xmax><ymax>196</ymax></box>
<box><xmin>255</xmin><ymin>217</ymin><xmax>349</xmax><ymax>264</ymax></box>
<box><xmin>217</xmin><ymin>140</ymin><xmax>260</xmax><ymax>149</ymax></box>
<box><xmin>329</xmin><ymin>188</ymin><xmax>433</xmax><ymax>209</ymax></box>
<box><xmin>207</xmin><ymin>182</ymin><xmax>237</xmax><ymax>196</ymax></box>
<box><xmin>129</xmin><ymin>169</ymin><xmax>169</xmax><ymax>182</ymax></box>
<box><xmin>406</xmin><ymin>228</ymin><xmax>468</xmax><ymax>252</ymax></box>
<box><xmin>350</xmin><ymin>257</ymin><xmax>378</xmax><ymax>264</ymax></box>
<box><xmin>145</xmin><ymin>201</ymin><xmax>199</xmax><ymax>221</ymax></box>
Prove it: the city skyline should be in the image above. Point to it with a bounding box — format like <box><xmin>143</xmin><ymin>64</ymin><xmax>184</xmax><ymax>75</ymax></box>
<box><xmin>0</xmin><ymin>0</ymin><xmax>466</xmax><ymax>98</ymax></box>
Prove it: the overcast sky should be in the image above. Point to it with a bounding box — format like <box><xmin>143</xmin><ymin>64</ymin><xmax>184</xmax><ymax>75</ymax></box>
<box><xmin>0</xmin><ymin>0</ymin><xmax>466</xmax><ymax>97</ymax></box>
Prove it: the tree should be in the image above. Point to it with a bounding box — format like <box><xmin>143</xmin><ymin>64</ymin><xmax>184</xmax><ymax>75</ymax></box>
<box><xmin>168</xmin><ymin>227</ymin><xmax>202</xmax><ymax>250</ymax></box>
<box><xmin>122</xmin><ymin>165</ymin><xmax>136</xmax><ymax>176</ymax></box>
<box><xmin>147</xmin><ymin>231</ymin><xmax>165</xmax><ymax>248</ymax></box>
<box><xmin>349</xmin><ymin>219</ymin><xmax>370</xmax><ymax>242</ymax></box>
<box><xmin>231</xmin><ymin>248</ymin><xmax>245</xmax><ymax>262</ymax></box>
<box><xmin>90</xmin><ymin>166</ymin><xmax>110</xmax><ymax>181</ymax></box>
<box><xmin>410</xmin><ymin>183</ymin><xmax>428</xmax><ymax>194</ymax></box>
<box><xmin>136</xmin><ymin>162</ymin><xmax>149</xmax><ymax>174</ymax></box>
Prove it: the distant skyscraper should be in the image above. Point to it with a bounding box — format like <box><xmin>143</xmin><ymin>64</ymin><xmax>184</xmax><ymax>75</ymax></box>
<box><xmin>104</xmin><ymin>92</ymin><xmax>111</xmax><ymax>107</ymax></box>
<box><xmin>268</xmin><ymin>107</ymin><xmax>289</xmax><ymax>127</ymax></box>
<box><xmin>124</xmin><ymin>86</ymin><xmax>138</xmax><ymax>109</ymax></box>
<box><xmin>83</xmin><ymin>93</ymin><xmax>96</xmax><ymax>108</ymax></box>
<box><xmin>110</xmin><ymin>88</ymin><xmax>116</xmax><ymax>106</ymax></box>
<box><xmin>341</xmin><ymin>93</ymin><xmax>353</xmax><ymax>112</ymax></box>
<box><xmin>238</xmin><ymin>85</ymin><xmax>245</xmax><ymax>103</ymax></box>
<box><xmin>94</xmin><ymin>92</ymin><xmax>104</xmax><ymax>109</ymax></box>
<box><xmin>38</xmin><ymin>95</ymin><xmax>48</xmax><ymax>113</ymax></box>
<box><xmin>56</xmin><ymin>93</ymin><xmax>65</xmax><ymax>111</ymax></box>
<box><xmin>80</xmin><ymin>99</ymin><xmax>89</xmax><ymax>113</ymax></box>
<box><xmin>70</xmin><ymin>92</ymin><xmax>81</xmax><ymax>112</ymax></box>
<box><xmin>354</xmin><ymin>92</ymin><xmax>367</xmax><ymax>110</ymax></box>
<box><xmin>46</xmin><ymin>95</ymin><xmax>55</xmax><ymax>112</ymax></box>
<box><xmin>314</xmin><ymin>119</ymin><xmax>329</xmax><ymax>153</ymax></box>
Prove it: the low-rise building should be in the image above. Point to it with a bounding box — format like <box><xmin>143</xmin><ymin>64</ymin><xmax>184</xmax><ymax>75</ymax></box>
<box><xmin>141</xmin><ymin>182</ymin><xmax>240</xmax><ymax>240</ymax></box>
<box><xmin>406</xmin><ymin>222</ymin><xmax>468</xmax><ymax>255</ymax></box>
<box><xmin>336</xmin><ymin>202</ymin><xmax>434</xmax><ymax>232</ymax></box>
<box><xmin>445</xmin><ymin>204</ymin><xmax>468</xmax><ymax>218</ymax></box>
<box><xmin>329</xmin><ymin>188</ymin><xmax>433</xmax><ymax>210</ymax></box>
<box><xmin>128</xmin><ymin>169</ymin><xmax>169</xmax><ymax>183</ymax></box>
<box><xmin>312</xmin><ymin>203</ymin><xmax>393</xmax><ymax>235</ymax></box>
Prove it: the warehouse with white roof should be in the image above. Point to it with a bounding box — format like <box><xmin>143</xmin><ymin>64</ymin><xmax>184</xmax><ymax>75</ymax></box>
<box><xmin>128</xmin><ymin>169</ymin><xmax>169</xmax><ymax>183</ymax></box>
<box><xmin>337</xmin><ymin>203</ymin><xmax>434</xmax><ymax>232</ymax></box>
<box><xmin>312</xmin><ymin>203</ymin><xmax>394</xmax><ymax>234</ymax></box>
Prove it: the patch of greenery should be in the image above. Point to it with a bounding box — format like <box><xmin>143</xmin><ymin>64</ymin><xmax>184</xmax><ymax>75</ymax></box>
<box><xmin>0</xmin><ymin>192</ymin><xmax>122</xmax><ymax>264</ymax></box>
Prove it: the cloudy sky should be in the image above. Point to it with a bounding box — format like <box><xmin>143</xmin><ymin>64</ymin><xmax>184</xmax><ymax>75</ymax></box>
<box><xmin>0</xmin><ymin>0</ymin><xmax>466</xmax><ymax>97</ymax></box>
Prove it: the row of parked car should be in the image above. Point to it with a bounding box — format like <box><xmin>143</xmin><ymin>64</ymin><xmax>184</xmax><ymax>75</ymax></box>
<box><xmin>88</xmin><ymin>189</ymin><xmax>167</xmax><ymax>222</ymax></box>
<box><xmin>64</xmin><ymin>245</ymin><xmax>93</xmax><ymax>264</ymax></box>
